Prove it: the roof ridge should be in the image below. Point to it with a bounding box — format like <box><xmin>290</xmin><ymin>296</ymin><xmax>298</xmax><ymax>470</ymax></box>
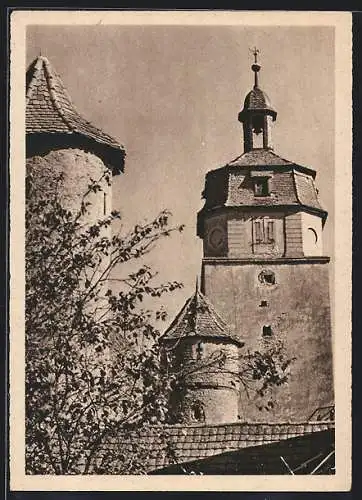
<box><xmin>196</xmin><ymin>291</ymin><xmax>232</xmax><ymax>335</ymax></box>
<box><xmin>150</xmin><ymin>420</ymin><xmax>335</xmax><ymax>429</ymax></box>
<box><xmin>291</xmin><ymin>169</ymin><xmax>302</xmax><ymax>205</ymax></box>
<box><xmin>41</xmin><ymin>57</ymin><xmax>75</xmax><ymax>132</ymax></box>
<box><xmin>26</xmin><ymin>56</ymin><xmax>43</xmax><ymax>104</ymax></box>
<box><xmin>266</xmin><ymin>150</ymin><xmax>294</xmax><ymax>164</ymax></box>
<box><xmin>161</xmin><ymin>295</ymin><xmax>194</xmax><ymax>339</ymax></box>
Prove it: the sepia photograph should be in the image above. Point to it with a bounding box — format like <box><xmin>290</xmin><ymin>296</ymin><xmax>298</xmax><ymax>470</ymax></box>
<box><xmin>9</xmin><ymin>10</ymin><xmax>352</xmax><ymax>491</ymax></box>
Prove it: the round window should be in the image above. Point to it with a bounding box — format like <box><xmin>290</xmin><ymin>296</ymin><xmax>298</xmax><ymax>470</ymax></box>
<box><xmin>258</xmin><ymin>269</ymin><xmax>276</xmax><ymax>286</ymax></box>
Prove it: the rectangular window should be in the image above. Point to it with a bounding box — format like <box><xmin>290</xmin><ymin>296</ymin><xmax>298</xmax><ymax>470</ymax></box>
<box><xmin>263</xmin><ymin>325</ymin><xmax>273</xmax><ymax>337</ymax></box>
<box><xmin>254</xmin><ymin>221</ymin><xmax>263</xmax><ymax>244</ymax></box>
<box><xmin>253</xmin><ymin>219</ymin><xmax>276</xmax><ymax>246</ymax></box>
<box><xmin>254</xmin><ymin>178</ymin><xmax>269</xmax><ymax>196</ymax></box>
<box><xmin>267</xmin><ymin>221</ymin><xmax>274</xmax><ymax>243</ymax></box>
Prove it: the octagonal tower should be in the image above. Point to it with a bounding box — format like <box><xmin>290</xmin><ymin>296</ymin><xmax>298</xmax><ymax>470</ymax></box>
<box><xmin>197</xmin><ymin>52</ymin><xmax>334</xmax><ymax>423</ymax></box>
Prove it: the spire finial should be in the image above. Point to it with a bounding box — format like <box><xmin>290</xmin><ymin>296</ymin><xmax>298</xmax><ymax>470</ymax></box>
<box><xmin>251</xmin><ymin>46</ymin><xmax>259</xmax><ymax>64</ymax></box>
<box><xmin>195</xmin><ymin>276</ymin><xmax>199</xmax><ymax>293</ymax></box>
<box><xmin>249</xmin><ymin>47</ymin><xmax>261</xmax><ymax>88</ymax></box>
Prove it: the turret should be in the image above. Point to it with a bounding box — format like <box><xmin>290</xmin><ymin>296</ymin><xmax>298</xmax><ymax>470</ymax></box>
<box><xmin>26</xmin><ymin>56</ymin><xmax>125</xmax><ymax>220</ymax></box>
<box><xmin>160</xmin><ymin>283</ymin><xmax>244</xmax><ymax>425</ymax></box>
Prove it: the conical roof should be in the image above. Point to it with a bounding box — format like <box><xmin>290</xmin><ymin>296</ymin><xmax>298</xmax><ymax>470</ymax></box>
<box><xmin>26</xmin><ymin>56</ymin><xmax>125</xmax><ymax>173</ymax></box>
<box><xmin>161</xmin><ymin>287</ymin><xmax>243</xmax><ymax>346</ymax></box>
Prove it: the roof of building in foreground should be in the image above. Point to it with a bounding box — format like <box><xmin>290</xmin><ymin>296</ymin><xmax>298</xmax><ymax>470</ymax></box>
<box><xmin>160</xmin><ymin>286</ymin><xmax>243</xmax><ymax>346</ymax></box>
<box><xmin>106</xmin><ymin>419</ymin><xmax>335</xmax><ymax>474</ymax></box>
<box><xmin>26</xmin><ymin>56</ymin><xmax>125</xmax><ymax>174</ymax></box>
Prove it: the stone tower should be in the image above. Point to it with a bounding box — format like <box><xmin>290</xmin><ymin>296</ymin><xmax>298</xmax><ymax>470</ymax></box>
<box><xmin>160</xmin><ymin>284</ymin><xmax>244</xmax><ymax>424</ymax></box>
<box><xmin>26</xmin><ymin>56</ymin><xmax>125</xmax><ymax>218</ymax></box>
<box><xmin>197</xmin><ymin>52</ymin><xmax>334</xmax><ymax>423</ymax></box>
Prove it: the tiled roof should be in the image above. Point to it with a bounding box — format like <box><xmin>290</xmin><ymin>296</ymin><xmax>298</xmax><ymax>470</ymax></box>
<box><xmin>225</xmin><ymin>170</ymin><xmax>298</xmax><ymax>207</ymax></box>
<box><xmin>294</xmin><ymin>170</ymin><xmax>323</xmax><ymax>211</ymax></box>
<box><xmin>199</xmin><ymin>151</ymin><xmax>325</xmax><ymax>217</ymax></box>
<box><xmin>151</xmin><ymin>428</ymin><xmax>335</xmax><ymax>475</ymax></box>
<box><xmin>26</xmin><ymin>56</ymin><xmax>125</xmax><ymax>173</ymax></box>
<box><xmin>242</xmin><ymin>87</ymin><xmax>276</xmax><ymax>113</ymax></box>
<box><xmin>160</xmin><ymin>288</ymin><xmax>243</xmax><ymax>346</ymax></box>
<box><xmin>227</xmin><ymin>149</ymin><xmax>293</xmax><ymax>167</ymax></box>
<box><xmin>113</xmin><ymin>420</ymin><xmax>335</xmax><ymax>472</ymax></box>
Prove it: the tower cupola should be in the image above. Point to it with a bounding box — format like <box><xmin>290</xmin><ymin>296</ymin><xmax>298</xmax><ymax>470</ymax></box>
<box><xmin>238</xmin><ymin>48</ymin><xmax>277</xmax><ymax>152</ymax></box>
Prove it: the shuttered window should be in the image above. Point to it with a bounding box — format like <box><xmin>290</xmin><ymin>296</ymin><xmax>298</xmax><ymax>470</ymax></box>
<box><xmin>254</xmin><ymin>221</ymin><xmax>263</xmax><ymax>244</ymax></box>
<box><xmin>267</xmin><ymin>221</ymin><xmax>274</xmax><ymax>243</ymax></box>
<box><xmin>253</xmin><ymin>219</ymin><xmax>276</xmax><ymax>245</ymax></box>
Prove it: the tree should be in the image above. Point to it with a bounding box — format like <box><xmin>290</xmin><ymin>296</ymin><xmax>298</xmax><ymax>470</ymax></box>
<box><xmin>25</xmin><ymin>170</ymin><xmax>184</xmax><ymax>474</ymax></box>
<box><xmin>25</xmin><ymin>170</ymin><xmax>294</xmax><ymax>475</ymax></box>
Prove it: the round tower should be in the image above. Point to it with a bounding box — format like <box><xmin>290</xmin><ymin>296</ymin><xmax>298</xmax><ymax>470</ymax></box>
<box><xmin>160</xmin><ymin>284</ymin><xmax>244</xmax><ymax>425</ymax></box>
<box><xmin>25</xmin><ymin>56</ymin><xmax>125</xmax><ymax>220</ymax></box>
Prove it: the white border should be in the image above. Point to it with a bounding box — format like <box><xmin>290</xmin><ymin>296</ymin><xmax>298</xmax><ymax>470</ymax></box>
<box><xmin>10</xmin><ymin>10</ymin><xmax>352</xmax><ymax>491</ymax></box>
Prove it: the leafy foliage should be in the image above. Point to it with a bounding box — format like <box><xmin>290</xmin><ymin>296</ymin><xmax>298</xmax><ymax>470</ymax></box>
<box><xmin>25</xmin><ymin>169</ymin><xmax>294</xmax><ymax>475</ymax></box>
<box><xmin>25</xmin><ymin>171</ymin><xmax>184</xmax><ymax>474</ymax></box>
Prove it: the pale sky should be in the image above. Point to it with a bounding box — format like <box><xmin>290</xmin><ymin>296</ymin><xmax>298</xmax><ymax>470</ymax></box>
<box><xmin>27</xmin><ymin>24</ymin><xmax>335</xmax><ymax>324</ymax></box>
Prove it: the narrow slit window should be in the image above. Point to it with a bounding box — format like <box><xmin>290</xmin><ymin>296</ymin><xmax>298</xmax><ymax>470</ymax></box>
<box><xmin>103</xmin><ymin>192</ymin><xmax>107</xmax><ymax>215</ymax></box>
<box><xmin>196</xmin><ymin>342</ymin><xmax>204</xmax><ymax>360</ymax></box>
<box><xmin>262</xmin><ymin>325</ymin><xmax>273</xmax><ymax>337</ymax></box>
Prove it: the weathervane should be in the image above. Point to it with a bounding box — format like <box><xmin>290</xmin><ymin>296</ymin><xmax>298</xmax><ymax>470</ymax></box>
<box><xmin>249</xmin><ymin>46</ymin><xmax>261</xmax><ymax>88</ymax></box>
<box><xmin>250</xmin><ymin>46</ymin><xmax>260</xmax><ymax>64</ymax></box>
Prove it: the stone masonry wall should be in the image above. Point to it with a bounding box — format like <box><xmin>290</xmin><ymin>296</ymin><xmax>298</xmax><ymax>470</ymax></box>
<box><xmin>202</xmin><ymin>259</ymin><xmax>334</xmax><ymax>423</ymax></box>
<box><xmin>26</xmin><ymin>148</ymin><xmax>112</xmax><ymax>224</ymax></box>
<box><xmin>169</xmin><ymin>337</ymin><xmax>240</xmax><ymax>424</ymax></box>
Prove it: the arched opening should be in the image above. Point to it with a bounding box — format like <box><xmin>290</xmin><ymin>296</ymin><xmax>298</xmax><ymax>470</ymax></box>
<box><xmin>196</xmin><ymin>341</ymin><xmax>204</xmax><ymax>360</ymax></box>
<box><xmin>191</xmin><ymin>401</ymin><xmax>205</xmax><ymax>422</ymax></box>
<box><xmin>262</xmin><ymin>325</ymin><xmax>273</xmax><ymax>337</ymax></box>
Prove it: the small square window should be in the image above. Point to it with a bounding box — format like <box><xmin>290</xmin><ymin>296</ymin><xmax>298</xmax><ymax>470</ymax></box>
<box><xmin>260</xmin><ymin>300</ymin><xmax>268</xmax><ymax>307</ymax></box>
<box><xmin>254</xmin><ymin>178</ymin><xmax>269</xmax><ymax>196</ymax></box>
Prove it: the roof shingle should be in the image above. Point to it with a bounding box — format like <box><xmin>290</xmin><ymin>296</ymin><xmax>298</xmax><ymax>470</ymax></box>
<box><xmin>109</xmin><ymin>420</ymin><xmax>335</xmax><ymax>472</ymax></box>
<box><xmin>227</xmin><ymin>149</ymin><xmax>293</xmax><ymax>167</ymax></box>
<box><xmin>161</xmin><ymin>288</ymin><xmax>243</xmax><ymax>346</ymax></box>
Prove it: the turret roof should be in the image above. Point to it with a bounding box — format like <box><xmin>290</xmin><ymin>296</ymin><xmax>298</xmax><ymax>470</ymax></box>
<box><xmin>26</xmin><ymin>56</ymin><xmax>125</xmax><ymax>173</ymax></box>
<box><xmin>160</xmin><ymin>287</ymin><xmax>243</xmax><ymax>346</ymax></box>
<box><xmin>239</xmin><ymin>87</ymin><xmax>277</xmax><ymax>120</ymax></box>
